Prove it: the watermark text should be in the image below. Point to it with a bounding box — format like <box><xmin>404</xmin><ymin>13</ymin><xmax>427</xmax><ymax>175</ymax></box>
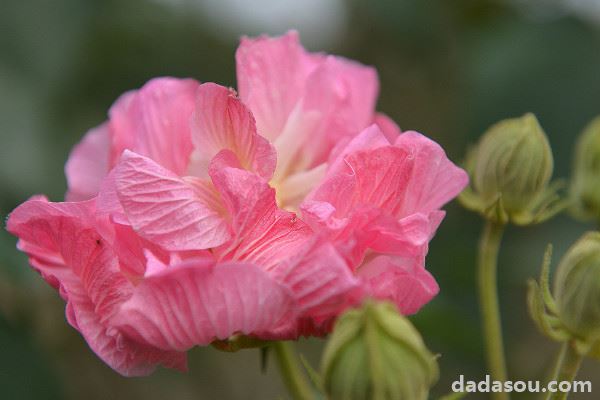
<box><xmin>452</xmin><ymin>375</ymin><xmax>592</xmax><ymax>394</ymax></box>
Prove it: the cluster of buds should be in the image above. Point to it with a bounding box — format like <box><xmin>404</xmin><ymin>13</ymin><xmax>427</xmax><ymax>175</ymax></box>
<box><xmin>460</xmin><ymin>113</ymin><xmax>565</xmax><ymax>225</ymax></box>
<box><xmin>321</xmin><ymin>301</ymin><xmax>438</xmax><ymax>400</ymax></box>
<box><xmin>528</xmin><ymin>115</ymin><xmax>600</xmax><ymax>358</ymax></box>
<box><xmin>528</xmin><ymin>232</ymin><xmax>600</xmax><ymax>359</ymax></box>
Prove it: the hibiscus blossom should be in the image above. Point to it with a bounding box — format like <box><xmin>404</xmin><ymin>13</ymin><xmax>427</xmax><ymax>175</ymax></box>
<box><xmin>6</xmin><ymin>31</ymin><xmax>467</xmax><ymax>376</ymax></box>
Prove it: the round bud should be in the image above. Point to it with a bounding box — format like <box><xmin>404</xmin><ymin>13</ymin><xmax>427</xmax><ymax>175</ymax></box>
<box><xmin>554</xmin><ymin>232</ymin><xmax>600</xmax><ymax>345</ymax></box>
<box><xmin>473</xmin><ymin>113</ymin><xmax>553</xmax><ymax>221</ymax></box>
<box><xmin>570</xmin><ymin>116</ymin><xmax>600</xmax><ymax>223</ymax></box>
<box><xmin>321</xmin><ymin>301</ymin><xmax>438</xmax><ymax>400</ymax></box>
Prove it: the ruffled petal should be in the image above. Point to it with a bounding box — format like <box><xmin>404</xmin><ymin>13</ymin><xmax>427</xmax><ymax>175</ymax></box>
<box><xmin>6</xmin><ymin>198</ymin><xmax>185</xmax><ymax>376</ymax></box>
<box><xmin>64</xmin><ymin>283</ymin><xmax>186</xmax><ymax>376</ymax></box>
<box><xmin>307</xmin><ymin>130</ymin><xmax>467</xmax><ymax>220</ymax></box>
<box><xmin>272</xmin><ymin>240</ymin><xmax>362</xmax><ymax>320</ymax></box>
<box><xmin>108</xmin><ymin>90</ymin><xmax>136</xmax><ymax>166</ymax></box>
<box><xmin>357</xmin><ymin>255</ymin><xmax>439</xmax><ymax>315</ymax></box>
<box><xmin>373</xmin><ymin>112</ymin><xmax>402</xmax><ymax>142</ymax></box>
<box><xmin>113</xmin><ymin>150</ymin><xmax>230</xmax><ymax>251</ymax></box>
<box><xmin>65</xmin><ymin>123</ymin><xmax>110</xmax><ymax>201</ymax></box>
<box><xmin>319</xmin><ymin>145</ymin><xmax>416</xmax><ymax>217</ymax></box>
<box><xmin>188</xmin><ymin>83</ymin><xmax>276</xmax><ymax>180</ymax></box>
<box><xmin>111</xmin><ymin>259</ymin><xmax>296</xmax><ymax>351</ymax></box>
<box><xmin>301</xmin><ymin>126</ymin><xmax>467</xmax><ymax>266</ymax></box>
<box><xmin>325</xmin><ymin>124</ymin><xmax>390</xmax><ymax>176</ymax></box>
<box><xmin>108</xmin><ymin>77</ymin><xmax>199</xmax><ymax>175</ymax></box>
<box><xmin>299</xmin><ymin>55</ymin><xmax>378</xmax><ymax>166</ymax></box>
<box><xmin>300</xmin><ymin>201</ymin><xmax>434</xmax><ymax>267</ymax></box>
<box><xmin>110</xmin><ymin>220</ymin><xmax>171</xmax><ymax>279</ymax></box>
<box><xmin>7</xmin><ymin>198</ymin><xmax>93</xmax><ymax>287</ymax></box>
<box><xmin>393</xmin><ymin>131</ymin><xmax>469</xmax><ymax>215</ymax></box>
<box><xmin>96</xmin><ymin>169</ymin><xmax>126</xmax><ymax>220</ymax></box>
<box><xmin>237</xmin><ymin>31</ymin><xmax>378</xmax><ymax>170</ymax></box>
<box><xmin>210</xmin><ymin>158</ymin><xmax>312</xmax><ymax>270</ymax></box>
<box><xmin>236</xmin><ymin>30</ymin><xmax>319</xmax><ymax>141</ymax></box>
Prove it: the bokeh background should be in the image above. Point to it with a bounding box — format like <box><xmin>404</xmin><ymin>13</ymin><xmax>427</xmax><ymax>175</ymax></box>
<box><xmin>1</xmin><ymin>0</ymin><xmax>599</xmax><ymax>398</ymax></box>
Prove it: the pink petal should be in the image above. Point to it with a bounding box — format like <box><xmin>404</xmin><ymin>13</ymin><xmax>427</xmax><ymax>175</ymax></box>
<box><xmin>108</xmin><ymin>90</ymin><xmax>137</xmax><ymax>167</ymax></box>
<box><xmin>374</xmin><ymin>112</ymin><xmax>402</xmax><ymax>142</ymax></box>
<box><xmin>6</xmin><ymin>198</ymin><xmax>185</xmax><ymax>376</ymax></box>
<box><xmin>236</xmin><ymin>30</ymin><xmax>319</xmax><ymax>141</ymax></box>
<box><xmin>237</xmin><ymin>31</ymin><xmax>380</xmax><ymax>181</ymax></box>
<box><xmin>301</xmin><ymin>201</ymin><xmax>434</xmax><ymax>267</ymax></box>
<box><xmin>64</xmin><ymin>284</ymin><xmax>186</xmax><ymax>376</ymax></box>
<box><xmin>358</xmin><ymin>255</ymin><xmax>439</xmax><ymax>315</ymax></box>
<box><xmin>272</xmin><ymin>241</ymin><xmax>362</xmax><ymax>319</ymax></box>
<box><xmin>65</xmin><ymin>123</ymin><xmax>110</xmax><ymax>201</ymax></box>
<box><xmin>114</xmin><ymin>150</ymin><xmax>230</xmax><ymax>251</ymax></box>
<box><xmin>393</xmin><ymin>131</ymin><xmax>469</xmax><ymax>216</ymax></box>
<box><xmin>301</xmin><ymin>128</ymin><xmax>467</xmax><ymax>266</ymax></box>
<box><xmin>310</xmin><ymin>135</ymin><xmax>467</xmax><ymax>220</ymax></box>
<box><xmin>325</xmin><ymin>146</ymin><xmax>415</xmax><ymax>216</ymax></box>
<box><xmin>6</xmin><ymin>199</ymin><xmax>120</xmax><ymax>316</ymax></box>
<box><xmin>110</xmin><ymin>221</ymin><xmax>170</xmax><ymax>278</ymax></box>
<box><xmin>188</xmin><ymin>83</ymin><xmax>276</xmax><ymax>180</ymax></box>
<box><xmin>299</xmin><ymin>55</ymin><xmax>378</xmax><ymax>165</ymax></box>
<box><xmin>365</xmin><ymin>213</ymin><xmax>433</xmax><ymax>256</ymax></box>
<box><xmin>111</xmin><ymin>259</ymin><xmax>296</xmax><ymax>351</ymax></box>
<box><xmin>325</xmin><ymin>124</ymin><xmax>390</xmax><ymax>176</ymax></box>
<box><xmin>7</xmin><ymin>199</ymin><xmax>94</xmax><ymax>273</ymax></box>
<box><xmin>209</xmin><ymin>161</ymin><xmax>312</xmax><ymax>270</ymax></box>
<box><xmin>109</xmin><ymin>77</ymin><xmax>199</xmax><ymax>175</ymax></box>
<box><xmin>96</xmin><ymin>169</ymin><xmax>125</xmax><ymax>220</ymax></box>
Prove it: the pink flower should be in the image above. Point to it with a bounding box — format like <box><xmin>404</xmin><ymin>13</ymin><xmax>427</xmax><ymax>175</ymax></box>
<box><xmin>6</xmin><ymin>31</ymin><xmax>467</xmax><ymax>376</ymax></box>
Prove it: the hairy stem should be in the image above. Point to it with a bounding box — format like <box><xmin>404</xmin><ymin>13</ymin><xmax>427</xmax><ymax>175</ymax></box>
<box><xmin>273</xmin><ymin>341</ymin><xmax>313</xmax><ymax>400</ymax></box>
<box><xmin>478</xmin><ymin>221</ymin><xmax>509</xmax><ymax>400</ymax></box>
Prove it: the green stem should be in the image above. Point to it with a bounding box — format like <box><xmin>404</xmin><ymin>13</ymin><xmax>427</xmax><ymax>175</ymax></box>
<box><xmin>272</xmin><ymin>341</ymin><xmax>313</xmax><ymax>400</ymax></box>
<box><xmin>478</xmin><ymin>221</ymin><xmax>509</xmax><ymax>400</ymax></box>
<box><xmin>546</xmin><ymin>342</ymin><xmax>583</xmax><ymax>400</ymax></box>
<box><xmin>547</xmin><ymin>343</ymin><xmax>567</xmax><ymax>389</ymax></box>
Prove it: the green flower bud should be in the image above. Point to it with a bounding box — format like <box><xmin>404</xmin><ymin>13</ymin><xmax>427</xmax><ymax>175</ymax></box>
<box><xmin>321</xmin><ymin>301</ymin><xmax>438</xmax><ymax>400</ymax></box>
<box><xmin>474</xmin><ymin>113</ymin><xmax>552</xmax><ymax>212</ymax></box>
<box><xmin>460</xmin><ymin>113</ymin><xmax>564</xmax><ymax>225</ymax></box>
<box><xmin>570</xmin><ymin>116</ymin><xmax>600</xmax><ymax>223</ymax></box>
<box><xmin>554</xmin><ymin>232</ymin><xmax>600</xmax><ymax>348</ymax></box>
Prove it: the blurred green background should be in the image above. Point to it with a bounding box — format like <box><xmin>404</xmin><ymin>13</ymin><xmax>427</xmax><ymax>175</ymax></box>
<box><xmin>1</xmin><ymin>0</ymin><xmax>599</xmax><ymax>398</ymax></box>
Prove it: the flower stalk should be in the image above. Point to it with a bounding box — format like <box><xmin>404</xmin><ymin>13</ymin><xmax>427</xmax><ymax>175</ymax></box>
<box><xmin>273</xmin><ymin>341</ymin><xmax>314</xmax><ymax>400</ymax></box>
<box><xmin>478</xmin><ymin>220</ymin><xmax>509</xmax><ymax>400</ymax></box>
<box><xmin>546</xmin><ymin>342</ymin><xmax>583</xmax><ymax>400</ymax></box>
